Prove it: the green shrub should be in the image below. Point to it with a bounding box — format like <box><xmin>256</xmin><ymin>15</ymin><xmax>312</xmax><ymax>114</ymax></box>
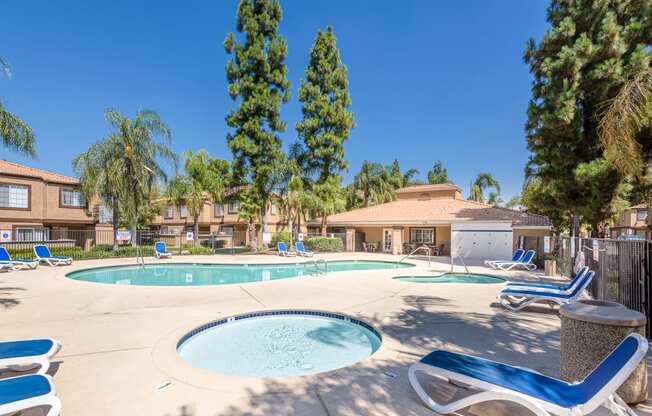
<box><xmin>271</xmin><ymin>231</ymin><xmax>291</xmax><ymax>249</ymax></box>
<box><xmin>303</xmin><ymin>236</ymin><xmax>343</xmax><ymax>252</ymax></box>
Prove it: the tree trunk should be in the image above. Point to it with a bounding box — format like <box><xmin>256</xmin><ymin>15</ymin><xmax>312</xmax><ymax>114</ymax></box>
<box><xmin>321</xmin><ymin>214</ymin><xmax>327</xmax><ymax>237</ymax></box>
<box><xmin>248</xmin><ymin>218</ymin><xmax>258</xmax><ymax>252</ymax></box>
<box><xmin>194</xmin><ymin>215</ymin><xmax>200</xmax><ymax>247</ymax></box>
<box><xmin>131</xmin><ymin>221</ymin><xmax>137</xmax><ymax>248</ymax></box>
<box><xmin>260</xmin><ymin>204</ymin><xmax>268</xmax><ymax>249</ymax></box>
<box><xmin>571</xmin><ymin>213</ymin><xmax>580</xmax><ymax>237</ymax></box>
<box><xmin>112</xmin><ymin>196</ymin><xmax>119</xmax><ymax>251</ymax></box>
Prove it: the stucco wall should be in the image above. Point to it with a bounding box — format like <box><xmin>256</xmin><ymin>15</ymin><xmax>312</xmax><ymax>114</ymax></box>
<box><xmin>512</xmin><ymin>227</ymin><xmax>552</xmax><ymax>248</ymax></box>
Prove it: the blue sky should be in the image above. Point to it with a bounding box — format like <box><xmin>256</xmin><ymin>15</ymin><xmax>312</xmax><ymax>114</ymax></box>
<box><xmin>1</xmin><ymin>0</ymin><xmax>548</xmax><ymax>200</ymax></box>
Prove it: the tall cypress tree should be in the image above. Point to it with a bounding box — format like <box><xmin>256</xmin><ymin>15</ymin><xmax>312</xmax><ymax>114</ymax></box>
<box><xmin>524</xmin><ymin>0</ymin><xmax>652</xmax><ymax>234</ymax></box>
<box><xmin>224</xmin><ymin>0</ymin><xmax>290</xmax><ymax>243</ymax></box>
<box><xmin>296</xmin><ymin>26</ymin><xmax>354</xmax><ymax>184</ymax></box>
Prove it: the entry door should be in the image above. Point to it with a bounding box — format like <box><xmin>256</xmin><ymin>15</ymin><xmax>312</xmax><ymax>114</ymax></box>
<box><xmin>383</xmin><ymin>229</ymin><xmax>393</xmax><ymax>253</ymax></box>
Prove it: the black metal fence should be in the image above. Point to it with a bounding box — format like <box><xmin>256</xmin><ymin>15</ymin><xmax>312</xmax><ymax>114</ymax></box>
<box><xmin>0</xmin><ymin>229</ymin><xmax>249</xmax><ymax>260</ymax></box>
<box><xmin>523</xmin><ymin>235</ymin><xmax>651</xmax><ymax>334</ymax></box>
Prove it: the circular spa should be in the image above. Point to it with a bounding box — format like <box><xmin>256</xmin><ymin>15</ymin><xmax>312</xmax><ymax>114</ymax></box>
<box><xmin>177</xmin><ymin>310</ymin><xmax>382</xmax><ymax>378</ymax></box>
<box><xmin>394</xmin><ymin>273</ymin><xmax>505</xmax><ymax>284</ymax></box>
<box><xmin>66</xmin><ymin>260</ymin><xmax>414</xmax><ymax>286</ymax></box>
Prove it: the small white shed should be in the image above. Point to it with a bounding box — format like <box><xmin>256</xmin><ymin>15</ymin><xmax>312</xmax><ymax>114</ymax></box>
<box><xmin>451</xmin><ymin>221</ymin><xmax>513</xmax><ymax>260</ymax></box>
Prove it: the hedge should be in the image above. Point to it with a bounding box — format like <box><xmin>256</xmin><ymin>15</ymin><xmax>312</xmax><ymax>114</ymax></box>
<box><xmin>5</xmin><ymin>244</ymin><xmax>212</xmax><ymax>261</ymax></box>
<box><xmin>304</xmin><ymin>236</ymin><xmax>343</xmax><ymax>252</ymax></box>
<box><xmin>271</xmin><ymin>231</ymin><xmax>291</xmax><ymax>248</ymax></box>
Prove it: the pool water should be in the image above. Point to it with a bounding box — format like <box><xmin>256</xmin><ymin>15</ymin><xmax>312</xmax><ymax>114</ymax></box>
<box><xmin>66</xmin><ymin>260</ymin><xmax>413</xmax><ymax>286</ymax></box>
<box><xmin>177</xmin><ymin>311</ymin><xmax>382</xmax><ymax>378</ymax></box>
<box><xmin>394</xmin><ymin>273</ymin><xmax>505</xmax><ymax>284</ymax></box>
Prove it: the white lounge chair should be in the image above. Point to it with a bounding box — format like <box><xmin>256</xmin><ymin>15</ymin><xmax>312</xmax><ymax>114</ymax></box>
<box><xmin>409</xmin><ymin>333</ymin><xmax>648</xmax><ymax>416</ymax></box>
<box><xmin>33</xmin><ymin>245</ymin><xmax>72</xmax><ymax>267</ymax></box>
<box><xmin>0</xmin><ymin>338</ymin><xmax>61</xmax><ymax>374</ymax></box>
<box><xmin>0</xmin><ymin>247</ymin><xmax>38</xmax><ymax>270</ymax></box>
<box><xmin>494</xmin><ymin>249</ymin><xmax>537</xmax><ymax>271</ymax></box>
<box><xmin>497</xmin><ymin>270</ymin><xmax>595</xmax><ymax>311</ymax></box>
<box><xmin>277</xmin><ymin>242</ymin><xmax>295</xmax><ymax>257</ymax></box>
<box><xmin>485</xmin><ymin>248</ymin><xmax>524</xmax><ymax>269</ymax></box>
<box><xmin>0</xmin><ymin>374</ymin><xmax>61</xmax><ymax>416</ymax></box>
<box><xmin>295</xmin><ymin>241</ymin><xmax>313</xmax><ymax>257</ymax></box>
<box><xmin>154</xmin><ymin>241</ymin><xmax>172</xmax><ymax>259</ymax></box>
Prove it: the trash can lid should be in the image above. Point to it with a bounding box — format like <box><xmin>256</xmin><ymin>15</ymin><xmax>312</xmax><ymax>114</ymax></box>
<box><xmin>560</xmin><ymin>300</ymin><xmax>646</xmax><ymax>327</ymax></box>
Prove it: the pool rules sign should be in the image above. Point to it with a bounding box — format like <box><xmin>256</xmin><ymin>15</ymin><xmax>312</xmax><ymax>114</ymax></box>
<box><xmin>0</xmin><ymin>231</ymin><xmax>10</xmax><ymax>242</ymax></box>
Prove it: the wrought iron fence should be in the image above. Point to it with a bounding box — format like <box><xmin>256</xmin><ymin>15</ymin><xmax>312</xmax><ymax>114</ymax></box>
<box><xmin>0</xmin><ymin>229</ymin><xmax>249</xmax><ymax>260</ymax></box>
<box><xmin>523</xmin><ymin>235</ymin><xmax>651</xmax><ymax>335</ymax></box>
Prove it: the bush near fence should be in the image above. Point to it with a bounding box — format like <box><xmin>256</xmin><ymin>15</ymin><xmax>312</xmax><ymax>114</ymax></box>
<box><xmin>271</xmin><ymin>231</ymin><xmax>291</xmax><ymax>248</ymax></box>
<box><xmin>304</xmin><ymin>236</ymin><xmax>343</xmax><ymax>252</ymax></box>
<box><xmin>6</xmin><ymin>243</ymin><xmax>212</xmax><ymax>261</ymax></box>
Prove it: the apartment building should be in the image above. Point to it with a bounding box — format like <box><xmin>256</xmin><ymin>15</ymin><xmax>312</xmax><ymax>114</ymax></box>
<box><xmin>610</xmin><ymin>204</ymin><xmax>649</xmax><ymax>239</ymax></box>
<box><xmin>0</xmin><ymin>160</ymin><xmax>111</xmax><ymax>241</ymax></box>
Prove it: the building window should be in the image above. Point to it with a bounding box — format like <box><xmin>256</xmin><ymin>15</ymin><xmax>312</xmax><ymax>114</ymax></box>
<box><xmin>637</xmin><ymin>209</ymin><xmax>648</xmax><ymax>221</ymax></box>
<box><xmin>179</xmin><ymin>205</ymin><xmax>188</xmax><ymax>218</ymax></box>
<box><xmin>228</xmin><ymin>199</ymin><xmax>240</xmax><ymax>214</ymax></box>
<box><xmin>98</xmin><ymin>205</ymin><xmax>113</xmax><ymax>224</ymax></box>
<box><xmin>16</xmin><ymin>227</ymin><xmax>49</xmax><ymax>242</ymax></box>
<box><xmin>60</xmin><ymin>188</ymin><xmax>86</xmax><ymax>208</ymax></box>
<box><xmin>410</xmin><ymin>228</ymin><xmax>435</xmax><ymax>244</ymax></box>
<box><xmin>214</xmin><ymin>203</ymin><xmax>224</xmax><ymax>217</ymax></box>
<box><xmin>220</xmin><ymin>226</ymin><xmax>234</xmax><ymax>235</ymax></box>
<box><xmin>0</xmin><ymin>184</ymin><xmax>29</xmax><ymax>209</ymax></box>
<box><xmin>164</xmin><ymin>206</ymin><xmax>174</xmax><ymax>219</ymax></box>
<box><xmin>271</xmin><ymin>203</ymin><xmax>278</xmax><ymax>215</ymax></box>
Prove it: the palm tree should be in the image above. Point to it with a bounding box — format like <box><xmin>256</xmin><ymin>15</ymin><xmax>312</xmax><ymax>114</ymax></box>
<box><xmin>353</xmin><ymin>161</ymin><xmax>395</xmax><ymax>207</ymax></box>
<box><xmin>0</xmin><ymin>57</ymin><xmax>35</xmax><ymax>157</ymax></box>
<box><xmin>73</xmin><ymin>139</ymin><xmax>122</xmax><ymax>250</ymax></box>
<box><xmin>599</xmin><ymin>67</ymin><xmax>652</xmax><ymax>178</ymax></box>
<box><xmin>166</xmin><ymin>150</ymin><xmax>229</xmax><ymax>244</ymax></box>
<box><xmin>469</xmin><ymin>173</ymin><xmax>501</xmax><ymax>203</ymax></box>
<box><xmin>103</xmin><ymin>108</ymin><xmax>176</xmax><ymax>245</ymax></box>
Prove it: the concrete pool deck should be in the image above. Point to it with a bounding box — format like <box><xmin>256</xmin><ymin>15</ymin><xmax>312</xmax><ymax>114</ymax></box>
<box><xmin>1</xmin><ymin>253</ymin><xmax>651</xmax><ymax>416</ymax></box>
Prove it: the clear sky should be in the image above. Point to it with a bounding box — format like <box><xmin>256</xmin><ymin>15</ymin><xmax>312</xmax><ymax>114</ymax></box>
<box><xmin>1</xmin><ymin>0</ymin><xmax>549</xmax><ymax>200</ymax></box>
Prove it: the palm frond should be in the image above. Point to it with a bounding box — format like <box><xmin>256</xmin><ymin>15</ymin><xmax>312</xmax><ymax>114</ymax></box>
<box><xmin>0</xmin><ymin>100</ymin><xmax>36</xmax><ymax>156</ymax></box>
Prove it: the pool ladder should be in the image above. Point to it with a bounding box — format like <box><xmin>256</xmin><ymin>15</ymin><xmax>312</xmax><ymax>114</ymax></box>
<box><xmin>136</xmin><ymin>245</ymin><xmax>145</xmax><ymax>268</ymax></box>
<box><xmin>309</xmin><ymin>259</ymin><xmax>328</xmax><ymax>276</ymax></box>
<box><xmin>398</xmin><ymin>245</ymin><xmax>431</xmax><ymax>268</ymax></box>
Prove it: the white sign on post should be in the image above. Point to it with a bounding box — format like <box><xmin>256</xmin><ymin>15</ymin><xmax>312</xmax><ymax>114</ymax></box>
<box><xmin>592</xmin><ymin>239</ymin><xmax>600</xmax><ymax>262</ymax></box>
<box><xmin>543</xmin><ymin>236</ymin><xmax>551</xmax><ymax>254</ymax></box>
<box><xmin>0</xmin><ymin>231</ymin><xmax>11</xmax><ymax>242</ymax></box>
<box><xmin>186</xmin><ymin>232</ymin><xmax>194</xmax><ymax>242</ymax></box>
<box><xmin>297</xmin><ymin>233</ymin><xmax>304</xmax><ymax>242</ymax></box>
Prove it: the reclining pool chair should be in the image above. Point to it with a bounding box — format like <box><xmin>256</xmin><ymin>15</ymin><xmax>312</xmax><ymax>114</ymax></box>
<box><xmin>0</xmin><ymin>338</ymin><xmax>62</xmax><ymax>374</ymax></box>
<box><xmin>409</xmin><ymin>333</ymin><xmax>648</xmax><ymax>416</ymax></box>
<box><xmin>494</xmin><ymin>249</ymin><xmax>537</xmax><ymax>271</ymax></box>
<box><xmin>497</xmin><ymin>270</ymin><xmax>595</xmax><ymax>312</ymax></box>
<box><xmin>154</xmin><ymin>241</ymin><xmax>172</xmax><ymax>259</ymax></box>
<box><xmin>484</xmin><ymin>249</ymin><xmax>524</xmax><ymax>269</ymax></box>
<box><xmin>0</xmin><ymin>374</ymin><xmax>61</xmax><ymax>416</ymax></box>
<box><xmin>0</xmin><ymin>247</ymin><xmax>38</xmax><ymax>270</ymax></box>
<box><xmin>33</xmin><ymin>245</ymin><xmax>72</xmax><ymax>267</ymax></box>
<box><xmin>505</xmin><ymin>266</ymin><xmax>589</xmax><ymax>293</ymax></box>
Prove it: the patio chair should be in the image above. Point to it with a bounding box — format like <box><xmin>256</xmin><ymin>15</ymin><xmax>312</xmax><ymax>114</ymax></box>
<box><xmin>277</xmin><ymin>242</ymin><xmax>296</xmax><ymax>257</ymax></box>
<box><xmin>484</xmin><ymin>248</ymin><xmax>524</xmax><ymax>269</ymax></box>
<box><xmin>295</xmin><ymin>241</ymin><xmax>313</xmax><ymax>257</ymax></box>
<box><xmin>506</xmin><ymin>266</ymin><xmax>589</xmax><ymax>293</ymax></box>
<box><xmin>497</xmin><ymin>270</ymin><xmax>595</xmax><ymax>312</ymax></box>
<box><xmin>408</xmin><ymin>333</ymin><xmax>647</xmax><ymax>416</ymax></box>
<box><xmin>0</xmin><ymin>247</ymin><xmax>38</xmax><ymax>270</ymax></box>
<box><xmin>0</xmin><ymin>338</ymin><xmax>62</xmax><ymax>374</ymax></box>
<box><xmin>154</xmin><ymin>241</ymin><xmax>172</xmax><ymax>259</ymax></box>
<box><xmin>33</xmin><ymin>245</ymin><xmax>72</xmax><ymax>267</ymax></box>
<box><xmin>494</xmin><ymin>249</ymin><xmax>537</xmax><ymax>271</ymax></box>
<box><xmin>0</xmin><ymin>374</ymin><xmax>61</xmax><ymax>416</ymax></box>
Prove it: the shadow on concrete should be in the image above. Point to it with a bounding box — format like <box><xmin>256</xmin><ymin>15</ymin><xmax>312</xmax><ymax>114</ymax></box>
<box><xmin>0</xmin><ymin>286</ymin><xmax>25</xmax><ymax>309</ymax></box>
<box><xmin>161</xmin><ymin>295</ymin><xmax>561</xmax><ymax>416</ymax></box>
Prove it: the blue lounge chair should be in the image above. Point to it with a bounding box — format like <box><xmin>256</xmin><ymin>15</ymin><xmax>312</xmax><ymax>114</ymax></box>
<box><xmin>0</xmin><ymin>338</ymin><xmax>61</xmax><ymax>374</ymax></box>
<box><xmin>484</xmin><ymin>248</ymin><xmax>524</xmax><ymax>269</ymax></box>
<box><xmin>154</xmin><ymin>241</ymin><xmax>172</xmax><ymax>259</ymax></box>
<box><xmin>0</xmin><ymin>374</ymin><xmax>61</xmax><ymax>416</ymax></box>
<box><xmin>497</xmin><ymin>270</ymin><xmax>595</xmax><ymax>311</ymax></box>
<box><xmin>295</xmin><ymin>241</ymin><xmax>313</xmax><ymax>257</ymax></box>
<box><xmin>277</xmin><ymin>242</ymin><xmax>295</xmax><ymax>257</ymax></box>
<box><xmin>33</xmin><ymin>245</ymin><xmax>72</xmax><ymax>267</ymax></box>
<box><xmin>494</xmin><ymin>249</ymin><xmax>537</xmax><ymax>271</ymax></box>
<box><xmin>506</xmin><ymin>266</ymin><xmax>589</xmax><ymax>293</ymax></box>
<box><xmin>0</xmin><ymin>247</ymin><xmax>38</xmax><ymax>270</ymax></box>
<box><xmin>409</xmin><ymin>333</ymin><xmax>648</xmax><ymax>416</ymax></box>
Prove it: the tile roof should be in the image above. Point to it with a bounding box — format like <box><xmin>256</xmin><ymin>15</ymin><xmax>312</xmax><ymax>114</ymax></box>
<box><xmin>323</xmin><ymin>197</ymin><xmax>551</xmax><ymax>227</ymax></box>
<box><xmin>396</xmin><ymin>183</ymin><xmax>462</xmax><ymax>194</ymax></box>
<box><xmin>0</xmin><ymin>160</ymin><xmax>79</xmax><ymax>184</ymax></box>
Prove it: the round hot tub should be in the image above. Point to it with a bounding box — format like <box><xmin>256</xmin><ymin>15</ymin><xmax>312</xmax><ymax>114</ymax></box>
<box><xmin>177</xmin><ymin>310</ymin><xmax>382</xmax><ymax>378</ymax></box>
<box><xmin>394</xmin><ymin>273</ymin><xmax>505</xmax><ymax>284</ymax></box>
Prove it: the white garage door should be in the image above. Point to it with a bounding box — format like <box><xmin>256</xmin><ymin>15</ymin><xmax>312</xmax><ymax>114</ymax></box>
<box><xmin>451</xmin><ymin>222</ymin><xmax>513</xmax><ymax>260</ymax></box>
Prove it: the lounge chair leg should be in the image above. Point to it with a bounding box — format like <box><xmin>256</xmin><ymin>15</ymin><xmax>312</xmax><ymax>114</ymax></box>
<box><xmin>604</xmin><ymin>394</ymin><xmax>638</xmax><ymax>416</ymax></box>
<box><xmin>45</xmin><ymin>396</ymin><xmax>62</xmax><ymax>416</ymax></box>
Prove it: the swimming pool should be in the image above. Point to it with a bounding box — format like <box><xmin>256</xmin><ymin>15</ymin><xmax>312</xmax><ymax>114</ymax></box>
<box><xmin>177</xmin><ymin>310</ymin><xmax>382</xmax><ymax>378</ymax></box>
<box><xmin>66</xmin><ymin>260</ymin><xmax>414</xmax><ymax>286</ymax></box>
<box><xmin>394</xmin><ymin>273</ymin><xmax>505</xmax><ymax>284</ymax></box>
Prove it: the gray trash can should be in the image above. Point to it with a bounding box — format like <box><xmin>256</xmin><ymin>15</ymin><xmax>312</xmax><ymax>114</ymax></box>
<box><xmin>560</xmin><ymin>300</ymin><xmax>647</xmax><ymax>404</ymax></box>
